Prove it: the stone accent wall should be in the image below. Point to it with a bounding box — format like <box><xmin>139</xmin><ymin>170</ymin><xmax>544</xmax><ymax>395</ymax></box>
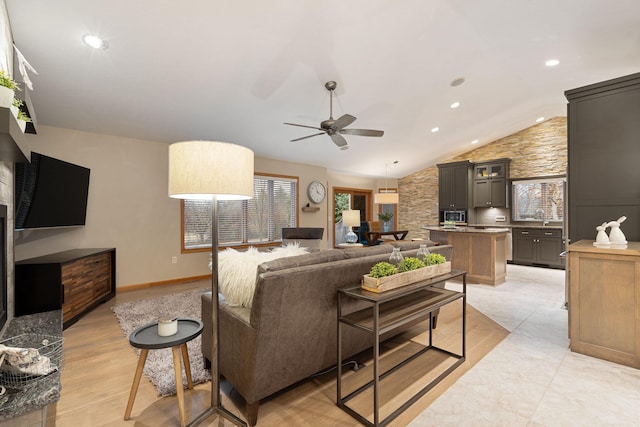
<box><xmin>399</xmin><ymin>117</ymin><xmax>567</xmax><ymax>239</ymax></box>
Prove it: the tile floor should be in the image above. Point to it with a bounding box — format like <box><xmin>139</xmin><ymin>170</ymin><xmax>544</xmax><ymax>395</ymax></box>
<box><xmin>409</xmin><ymin>264</ymin><xmax>640</xmax><ymax>427</ymax></box>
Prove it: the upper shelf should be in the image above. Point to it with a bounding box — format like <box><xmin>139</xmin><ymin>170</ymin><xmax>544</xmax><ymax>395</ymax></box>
<box><xmin>0</xmin><ymin>107</ymin><xmax>31</xmax><ymax>163</ymax></box>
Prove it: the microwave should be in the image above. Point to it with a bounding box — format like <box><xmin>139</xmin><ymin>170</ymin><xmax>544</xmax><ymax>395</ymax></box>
<box><xmin>443</xmin><ymin>210</ymin><xmax>466</xmax><ymax>223</ymax></box>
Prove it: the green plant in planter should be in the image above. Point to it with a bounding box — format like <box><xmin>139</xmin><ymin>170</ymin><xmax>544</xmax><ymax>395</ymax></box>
<box><xmin>424</xmin><ymin>253</ymin><xmax>446</xmax><ymax>266</ymax></box>
<box><xmin>17</xmin><ymin>110</ymin><xmax>31</xmax><ymax>123</ymax></box>
<box><xmin>0</xmin><ymin>70</ymin><xmax>19</xmax><ymax>90</ymax></box>
<box><xmin>377</xmin><ymin>212</ymin><xmax>393</xmax><ymax>223</ymax></box>
<box><xmin>369</xmin><ymin>261</ymin><xmax>398</xmax><ymax>278</ymax></box>
<box><xmin>398</xmin><ymin>257</ymin><xmax>425</xmax><ymax>272</ymax></box>
<box><xmin>12</xmin><ymin>98</ymin><xmax>24</xmax><ymax>108</ymax></box>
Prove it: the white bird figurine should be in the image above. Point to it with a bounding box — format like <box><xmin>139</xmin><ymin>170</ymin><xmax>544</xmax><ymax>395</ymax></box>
<box><xmin>607</xmin><ymin>216</ymin><xmax>627</xmax><ymax>245</ymax></box>
<box><xmin>595</xmin><ymin>222</ymin><xmax>610</xmax><ymax>245</ymax></box>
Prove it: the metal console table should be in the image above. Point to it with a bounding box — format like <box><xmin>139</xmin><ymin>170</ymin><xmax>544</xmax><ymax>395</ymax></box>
<box><xmin>337</xmin><ymin>270</ymin><xmax>466</xmax><ymax>426</ymax></box>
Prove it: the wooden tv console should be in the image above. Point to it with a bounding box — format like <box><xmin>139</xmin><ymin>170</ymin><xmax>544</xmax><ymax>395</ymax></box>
<box><xmin>15</xmin><ymin>248</ymin><xmax>116</xmax><ymax>329</ymax></box>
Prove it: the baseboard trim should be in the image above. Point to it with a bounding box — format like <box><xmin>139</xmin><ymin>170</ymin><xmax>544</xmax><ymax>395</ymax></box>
<box><xmin>119</xmin><ymin>274</ymin><xmax>211</xmax><ymax>292</ymax></box>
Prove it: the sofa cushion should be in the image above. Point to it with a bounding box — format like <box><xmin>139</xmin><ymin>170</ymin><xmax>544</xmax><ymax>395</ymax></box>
<box><xmin>218</xmin><ymin>244</ymin><xmax>309</xmax><ymax>307</ymax></box>
<box><xmin>340</xmin><ymin>244</ymin><xmax>393</xmax><ymax>258</ymax></box>
<box><xmin>257</xmin><ymin>249</ymin><xmax>347</xmax><ymax>273</ymax></box>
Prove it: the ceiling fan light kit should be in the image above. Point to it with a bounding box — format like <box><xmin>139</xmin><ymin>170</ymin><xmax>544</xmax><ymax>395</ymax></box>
<box><xmin>284</xmin><ymin>81</ymin><xmax>384</xmax><ymax>150</ymax></box>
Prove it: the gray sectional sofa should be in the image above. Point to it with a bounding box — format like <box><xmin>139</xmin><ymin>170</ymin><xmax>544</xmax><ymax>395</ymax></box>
<box><xmin>201</xmin><ymin>241</ymin><xmax>453</xmax><ymax>425</ymax></box>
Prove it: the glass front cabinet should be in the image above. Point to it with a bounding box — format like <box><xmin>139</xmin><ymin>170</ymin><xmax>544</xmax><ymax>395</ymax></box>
<box><xmin>473</xmin><ymin>159</ymin><xmax>510</xmax><ymax>208</ymax></box>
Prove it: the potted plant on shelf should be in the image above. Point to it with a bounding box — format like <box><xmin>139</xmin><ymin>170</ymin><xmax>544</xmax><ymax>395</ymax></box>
<box><xmin>16</xmin><ymin>109</ymin><xmax>32</xmax><ymax>132</ymax></box>
<box><xmin>0</xmin><ymin>70</ymin><xmax>19</xmax><ymax>109</ymax></box>
<box><xmin>378</xmin><ymin>212</ymin><xmax>393</xmax><ymax>231</ymax></box>
<box><xmin>362</xmin><ymin>254</ymin><xmax>451</xmax><ymax>292</ymax></box>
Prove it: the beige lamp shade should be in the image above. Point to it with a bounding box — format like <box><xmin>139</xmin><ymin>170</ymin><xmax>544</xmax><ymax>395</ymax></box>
<box><xmin>374</xmin><ymin>192</ymin><xmax>399</xmax><ymax>204</ymax></box>
<box><xmin>342</xmin><ymin>209</ymin><xmax>361</xmax><ymax>227</ymax></box>
<box><xmin>168</xmin><ymin>140</ymin><xmax>254</xmax><ymax>200</ymax></box>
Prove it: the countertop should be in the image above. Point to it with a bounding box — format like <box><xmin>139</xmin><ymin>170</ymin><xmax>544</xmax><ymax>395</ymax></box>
<box><xmin>568</xmin><ymin>239</ymin><xmax>640</xmax><ymax>256</ymax></box>
<box><xmin>0</xmin><ymin>310</ymin><xmax>62</xmax><ymax>420</ymax></box>
<box><xmin>423</xmin><ymin>226</ymin><xmax>509</xmax><ymax>234</ymax></box>
<box><xmin>468</xmin><ymin>223</ymin><xmax>564</xmax><ymax>230</ymax></box>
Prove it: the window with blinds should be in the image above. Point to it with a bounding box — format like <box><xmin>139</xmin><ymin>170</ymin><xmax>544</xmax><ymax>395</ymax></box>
<box><xmin>512</xmin><ymin>177</ymin><xmax>565</xmax><ymax>222</ymax></box>
<box><xmin>182</xmin><ymin>175</ymin><xmax>298</xmax><ymax>251</ymax></box>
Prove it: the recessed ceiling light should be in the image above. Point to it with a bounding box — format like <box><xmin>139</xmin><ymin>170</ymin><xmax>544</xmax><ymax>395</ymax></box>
<box><xmin>431</xmin><ymin>127</ymin><xmax>439</xmax><ymax>133</ymax></box>
<box><xmin>450</xmin><ymin>77</ymin><xmax>465</xmax><ymax>87</ymax></box>
<box><xmin>536</xmin><ymin>117</ymin><xmax>545</xmax><ymax>123</ymax></box>
<box><xmin>471</xmin><ymin>139</ymin><xmax>479</xmax><ymax>144</ymax></box>
<box><xmin>450</xmin><ymin>101</ymin><xmax>460</xmax><ymax>109</ymax></box>
<box><xmin>83</xmin><ymin>34</ymin><xmax>107</xmax><ymax>49</ymax></box>
<box><xmin>545</xmin><ymin>59</ymin><xmax>559</xmax><ymax>67</ymax></box>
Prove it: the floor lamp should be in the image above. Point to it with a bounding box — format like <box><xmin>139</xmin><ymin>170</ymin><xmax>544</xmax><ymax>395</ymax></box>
<box><xmin>169</xmin><ymin>140</ymin><xmax>254</xmax><ymax>427</ymax></box>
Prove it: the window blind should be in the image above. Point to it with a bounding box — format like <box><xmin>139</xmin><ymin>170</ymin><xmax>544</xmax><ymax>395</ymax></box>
<box><xmin>512</xmin><ymin>178</ymin><xmax>565</xmax><ymax>222</ymax></box>
<box><xmin>183</xmin><ymin>175</ymin><xmax>297</xmax><ymax>250</ymax></box>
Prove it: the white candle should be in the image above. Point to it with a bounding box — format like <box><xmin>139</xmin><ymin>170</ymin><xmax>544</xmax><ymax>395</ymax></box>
<box><xmin>158</xmin><ymin>317</ymin><xmax>178</xmax><ymax>336</ymax></box>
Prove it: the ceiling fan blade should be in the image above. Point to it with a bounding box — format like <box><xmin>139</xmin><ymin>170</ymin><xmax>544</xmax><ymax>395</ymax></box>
<box><xmin>330</xmin><ymin>133</ymin><xmax>349</xmax><ymax>149</ymax></box>
<box><xmin>284</xmin><ymin>122</ymin><xmax>324</xmax><ymax>131</ymax></box>
<box><xmin>290</xmin><ymin>132</ymin><xmax>325</xmax><ymax>142</ymax></box>
<box><xmin>340</xmin><ymin>128</ymin><xmax>384</xmax><ymax>137</ymax></box>
<box><xmin>331</xmin><ymin>114</ymin><xmax>357</xmax><ymax>130</ymax></box>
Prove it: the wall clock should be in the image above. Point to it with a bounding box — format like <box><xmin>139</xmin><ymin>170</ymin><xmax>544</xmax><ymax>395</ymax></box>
<box><xmin>307</xmin><ymin>181</ymin><xmax>326</xmax><ymax>204</ymax></box>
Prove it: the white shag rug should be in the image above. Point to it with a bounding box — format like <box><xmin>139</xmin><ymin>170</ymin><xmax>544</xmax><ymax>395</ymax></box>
<box><xmin>112</xmin><ymin>289</ymin><xmax>211</xmax><ymax>396</ymax></box>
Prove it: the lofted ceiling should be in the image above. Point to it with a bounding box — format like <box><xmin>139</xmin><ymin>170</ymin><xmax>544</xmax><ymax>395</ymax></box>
<box><xmin>5</xmin><ymin>0</ymin><xmax>640</xmax><ymax>179</ymax></box>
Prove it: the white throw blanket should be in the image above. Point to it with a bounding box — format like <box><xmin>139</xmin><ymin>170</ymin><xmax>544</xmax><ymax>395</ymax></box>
<box><xmin>212</xmin><ymin>243</ymin><xmax>309</xmax><ymax>308</ymax></box>
<box><xmin>0</xmin><ymin>344</ymin><xmax>56</xmax><ymax>377</ymax></box>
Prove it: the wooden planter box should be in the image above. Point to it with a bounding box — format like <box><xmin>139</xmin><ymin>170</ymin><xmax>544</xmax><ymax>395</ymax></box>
<box><xmin>362</xmin><ymin>261</ymin><xmax>451</xmax><ymax>293</ymax></box>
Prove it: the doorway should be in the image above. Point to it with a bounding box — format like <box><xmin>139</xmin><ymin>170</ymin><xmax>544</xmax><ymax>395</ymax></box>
<box><xmin>333</xmin><ymin>188</ymin><xmax>372</xmax><ymax>246</ymax></box>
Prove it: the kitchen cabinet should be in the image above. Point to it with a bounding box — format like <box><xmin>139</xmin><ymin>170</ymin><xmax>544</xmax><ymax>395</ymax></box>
<box><xmin>473</xmin><ymin>159</ymin><xmax>510</xmax><ymax>208</ymax></box>
<box><xmin>566</xmin><ymin>72</ymin><xmax>640</xmax><ymax>243</ymax></box>
<box><xmin>437</xmin><ymin>160</ymin><xmax>473</xmax><ymax>210</ymax></box>
<box><xmin>512</xmin><ymin>228</ymin><xmax>564</xmax><ymax>268</ymax></box>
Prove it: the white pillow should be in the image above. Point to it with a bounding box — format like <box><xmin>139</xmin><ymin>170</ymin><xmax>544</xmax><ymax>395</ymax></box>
<box><xmin>214</xmin><ymin>243</ymin><xmax>308</xmax><ymax>308</ymax></box>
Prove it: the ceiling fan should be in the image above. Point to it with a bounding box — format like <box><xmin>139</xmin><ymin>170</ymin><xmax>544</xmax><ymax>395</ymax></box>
<box><xmin>284</xmin><ymin>81</ymin><xmax>384</xmax><ymax>150</ymax></box>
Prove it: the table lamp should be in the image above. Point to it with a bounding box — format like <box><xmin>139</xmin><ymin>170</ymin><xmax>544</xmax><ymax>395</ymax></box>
<box><xmin>169</xmin><ymin>140</ymin><xmax>253</xmax><ymax>426</ymax></box>
<box><xmin>342</xmin><ymin>209</ymin><xmax>360</xmax><ymax>243</ymax></box>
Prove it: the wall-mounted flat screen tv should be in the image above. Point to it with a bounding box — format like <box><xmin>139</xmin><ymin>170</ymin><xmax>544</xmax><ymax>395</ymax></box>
<box><xmin>15</xmin><ymin>152</ymin><xmax>90</xmax><ymax>230</ymax></box>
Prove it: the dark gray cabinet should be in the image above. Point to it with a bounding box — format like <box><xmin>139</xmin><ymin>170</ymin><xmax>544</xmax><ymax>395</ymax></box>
<box><xmin>437</xmin><ymin>161</ymin><xmax>473</xmax><ymax>210</ymax></box>
<box><xmin>473</xmin><ymin>160</ymin><xmax>510</xmax><ymax>208</ymax></box>
<box><xmin>566</xmin><ymin>72</ymin><xmax>640</xmax><ymax>243</ymax></box>
<box><xmin>512</xmin><ymin>228</ymin><xmax>564</xmax><ymax>268</ymax></box>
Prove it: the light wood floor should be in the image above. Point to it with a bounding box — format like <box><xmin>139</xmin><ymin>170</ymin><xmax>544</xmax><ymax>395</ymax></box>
<box><xmin>52</xmin><ymin>279</ymin><xmax>508</xmax><ymax>426</ymax></box>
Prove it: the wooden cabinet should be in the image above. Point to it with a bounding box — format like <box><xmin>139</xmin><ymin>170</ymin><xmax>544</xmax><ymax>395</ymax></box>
<box><xmin>568</xmin><ymin>241</ymin><xmax>640</xmax><ymax>369</ymax></box>
<box><xmin>15</xmin><ymin>248</ymin><xmax>116</xmax><ymax>328</ymax></box>
<box><xmin>512</xmin><ymin>228</ymin><xmax>564</xmax><ymax>268</ymax></box>
<box><xmin>566</xmin><ymin>72</ymin><xmax>640</xmax><ymax>243</ymax></box>
<box><xmin>473</xmin><ymin>159</ymin><xmax>510</xmax><ymax>208</ymax></box>
<box><xmin>437</xmin><ymin>160</ymin><xmax>473</xmax><ymax>210</ymax></box>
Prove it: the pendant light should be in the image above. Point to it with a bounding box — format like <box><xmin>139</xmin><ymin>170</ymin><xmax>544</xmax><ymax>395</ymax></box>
<box><xmin>374</xmin><ymin>162</ymin><xmax>399</xmax><ymax>204</ymax></box>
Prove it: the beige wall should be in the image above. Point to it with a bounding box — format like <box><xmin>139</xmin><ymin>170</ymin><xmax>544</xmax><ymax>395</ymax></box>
<box><xmin>13</xmin><ymin>118</ymin><xmax>566</xmax><ymax>286</ymax></box>
<box><xmin>13</xmin><ymin>126</ymin><xmax>337</xmax><ymax>288</ymax></box>
<box><xmin>399</xmin><ymin>117</ymin><xmax>567</xmax><ymax>239</ymax></box>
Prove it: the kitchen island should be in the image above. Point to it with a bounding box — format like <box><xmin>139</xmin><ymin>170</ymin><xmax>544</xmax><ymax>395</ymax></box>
<box><xmin>423</xmin><ymin>226</ymin><xmax>508</xmax><ymax>285</ymax></box>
